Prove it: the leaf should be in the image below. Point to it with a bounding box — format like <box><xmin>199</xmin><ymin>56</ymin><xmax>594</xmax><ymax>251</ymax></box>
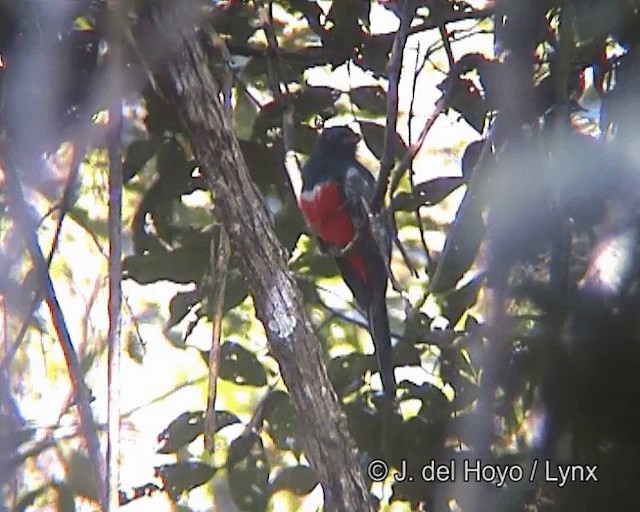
<box><xmin>328</xmin><ymin>352</ymin><xmax>370</xmax><ymax>396</ymax></box>
<box><xmin>359</xmin><ymin>120</ymin><xmax>407</xmax><ymax>162</ymax></box>
<box><xmin>55</xmin><ymin>484</ymin><xmax>76</xmax><ymax>512</ymax></box>
<box><xmin>461</xmin><ymin>140</ymin><xmax>485</xmax><ymax>180</ymax></box>
<box><xmin>0</xmin><ymin>421</ymin><xmax>35</xmax><ymax>454</ymax></box>
<box><xmin>430</xmin><ymin>189</ymin><xmax>485</xmax><ymax>293</ymax></box>
<box><xmin>219</xmin><ymin>341</ymin><xmax>268</xmax><ymax>387</ymax></box>
<box><xmin>391</xmin><ymin>177</ymin><xmax>466</xmax><ymax>211</ymax></box>
<box><xmin>269</xmin><ymin>465</ymin><xmax>318</xmax><ymax>496</ymax></box>
<box><xmin>13</xmin><ymin>486</ymin><xmax>48</xmax><ymax>512</ymax></box>
<box><xmin>234</xmin><ymin>87</ymin><xmax>260</xmax><ymax>140</ymax></box>
<box><xmin>440</xmin><ymin>274</ymin><xmax>485</xmax><ymax>327</ymax></box>
<box><xmin>207</xmin><ymin>410</ymin><xmax>242</xmax><ymax>434</ymax></box>
<box><xmin>168</xmin><ymin>290</ymin><xmax>199</xmax><ymax>328</ymax></box>
<box><xmin>350</xmin><ymin>86</ymin><xmax>387</xmax><ymax>116</ymax></box>
<box><xmin>293</xmin><ymin>86</ymin><xmax>340</xmax><ymax>121</ymax></box>
<box><xmin>123</xmin><ymin>137</ymin><xmax>160</xmax><ymax>182</ymax></box>
<box><xmin>262</xmin><ymin>390</ymin><xmax>300</xmax><ymax>451</ymax></box>
<box><xmin>251</xmin><ymin>87</ymin><xmax>338</xmax><ymax>142</ymax></box>
<box><xmin>123</xmin><ymin>246</ymin><xmax>209</xmax><ymax>285</ymax></box>
<box><xmin>358</xmin><ymin>33</ymin><xmax>394</xmax><ymax>77</ymax></box>
<box><xmin>64</xmin><ymin>450</ymin><xmax>98</xmax><ymax>502</ymax></box>
<box><xmin>144</xmin><ymin>89</ymin><xmax>182</xmax><ymax>135</ymax></box>
<box><xmin>211</xmin><ymin>1</ymin><xmax>257</xmax><ymax>44</ymax></box>
<box><xmin>227</xmin><ymin>432</ymin><xmax>269</xmax><ymax>512</ymax></box>
<box><xmin>219</xmin><ymin>267</ymin><xmax>250</xmax><ymax>313</ymax></box>
<box><xmin>155</xmin><ymin>461</ymin><xmax>216</xmax><ymax>500</ymax></box>
<box><xmin>324</xmin><ymin>0</ymin><xmax>368</xmax><ymax>66</ymax></box>
<box><xmin>156</xmin><ymin>411</ymin><xmax>204</xmax><ymax>454</ymax></box>
<box><xmin>445</xmin><ymin>77</ymin><xmax>489</xmax><ymax>133</ymax></box>
<box><xmin>240</xmin><ymin>139</ymin><xmax>282</xmax><ymax>192</ymax></box>
<box><xmin>273</xmin><ymin>202</ymin><xmax>306</xmax><ymax>251</ymax></box>
<box><xmin>156</xmin><ymin>137</ymin><xmax>191</xmax><ymax>182</ymax></box>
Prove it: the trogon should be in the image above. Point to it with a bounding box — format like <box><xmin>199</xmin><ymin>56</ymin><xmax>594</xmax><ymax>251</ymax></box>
<box><xmin>298</xmin><ymin>125</ymin><xmax>396</xmax><ymax>397</ymax></box>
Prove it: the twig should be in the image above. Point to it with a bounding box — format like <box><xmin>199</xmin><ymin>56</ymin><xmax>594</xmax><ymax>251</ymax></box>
<box><xmin>388</xmin><ymin>79</ymin><xmax>455</xmax><ymax>197</ymax></box>
<box><xmin>407</xmin><ymin>42</ymin><xmax>431</xmax><ymax>272</ymax></box>
<box><xmin>204</xmin><ymin>227</ymin><xmax>230</xmax><ymax>452</ymax></box>
<box><xmin>408</xmin><ymin>7</ymin><xmax>494</xmax><ymax>36</ymax></box>
<box><xmin>253</xmin><ymin>0</ymin><xmax>301</xmax><ymax>199</ymax></box>
<box><xmin>317</xmin><ymin>298</ymin><xmax>403</xmax><ymax>341</ymax></box>
<box><xmin>0</xmin><ymin>137</ymin><xmax>87</xmax><ymax>374</ymax></box>
<box><xmin>221</xmin><ymin>7</ymin><xmax>493</xmax><ymax>62</ymax></box>
<box><xmin>438</xmin><ymin>23</ymin><xmax>455</xmax><ymax>71</ymax></box>
<box><xmin>118</xmin><ymin>483</ymin><xmax>162</xmax><ymax>505</ymax></box>
<box><xmin>372</xmin><ymin>0</ymin><xmax>417</xmax><ymax>213</ymax></box>
<box><xmin>0</xmin><ymin>148</ymin><xmax>106</xmax><ymax>508</ymax></box>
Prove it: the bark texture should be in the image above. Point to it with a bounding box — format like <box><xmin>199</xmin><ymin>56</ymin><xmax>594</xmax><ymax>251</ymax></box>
<box><xmin>150</xmin><ymin>3</ymin><xmax>375</xmax><ymax>511</ymax></box>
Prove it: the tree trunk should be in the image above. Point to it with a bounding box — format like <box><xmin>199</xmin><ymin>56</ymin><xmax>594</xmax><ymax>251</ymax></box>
<box><xmin>150</xmin><ymin>3</ymin><xmax>375</xmax><ymax>511</ymax></box>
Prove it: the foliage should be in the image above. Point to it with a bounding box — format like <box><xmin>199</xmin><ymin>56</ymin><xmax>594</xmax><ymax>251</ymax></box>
<box><xmin>1</xmin><ymin>0</ymin><xmax>640</xmax><ymax>511</ymax></box>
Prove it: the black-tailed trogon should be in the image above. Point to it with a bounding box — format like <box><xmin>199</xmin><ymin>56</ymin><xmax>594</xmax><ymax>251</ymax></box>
<box><xmin>298</xmin><ymin>125</ymin><xmax>396</xmax><ymax>397</ymax></box>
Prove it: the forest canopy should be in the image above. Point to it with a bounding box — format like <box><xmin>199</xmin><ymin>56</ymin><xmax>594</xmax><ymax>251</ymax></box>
<box><xmin>1</xmin><ymin>0</ymin><xmax>640</xmax><ymax>511</ymax></box>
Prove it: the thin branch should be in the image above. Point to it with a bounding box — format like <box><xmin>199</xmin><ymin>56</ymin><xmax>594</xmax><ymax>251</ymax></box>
<box><xmin>388</xmin><ymin>78</ymin><xmax>455</xmax><ymax>198</ymax></box>
<box><xmin>204</xmin><ymin>227</ymin><xmax>230</xmax><ymax>452</ymax></box>
<box><xmin>372</xmin><ymin>0</ymin><xmax>417</xmax><ymax>213</ymax></box>
<box><xmin>408</xmin><ymin>7</ymin><xmax>494</xmax><ymax>36</ymax></box>
<box><xmin>220</xmin><ymin>7</ymin><xmax>493</xmax><ymax>64</ymax></box>
<box><xmin>438</xmin><ymin>23</ymin><xmax>455</xmax><ymax>71</ymax></box>
<box><xmin>0</xmin><ymin>143</ymin><xmax>86</xmax><ymax>374</ymax></box>
<box><xmin>407</xmin><ymin>42</ymin><xmax>431</xmax><ymax>272</ymax></box>
<box><xmin>107</xmin><ymin>0</ymin><xmax>124</xmax><ymax>510</ymax></box>
<box><xmin>0</xmin><ymin>148</ymin><xmax>106</xmax><ymax>508</ymax></box>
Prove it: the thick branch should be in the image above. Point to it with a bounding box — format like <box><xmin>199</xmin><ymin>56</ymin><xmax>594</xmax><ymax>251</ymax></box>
<box><xmin>150</xmin><ymin>3</ymin><xmax>374</xmax><ymax>511</ymax></box>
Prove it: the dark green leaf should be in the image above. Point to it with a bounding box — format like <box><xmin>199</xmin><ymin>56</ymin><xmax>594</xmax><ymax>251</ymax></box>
<box><xmin>13</xmin><ymin>486</ymin><xmax>49</xmax><ymax>512</ymax></box>
<box><xmin>56</xmin><ymin>483</ymin><xmax>76</xmax><ymax>512</ymax></box>
<box><xmin>440</xmin><ymin>274</ymin><xmax>485</xmax><ymax>327</ymax></box>
<box><xmin>359</xmin><ymin>120</ymin><xmax>407</xmax><ymax>162</ymax></box>
<box><xmin>155</xmin><ymin>461</ymin><xmax>216</xmax><ymax>499</ymax></box>
<box><xmin>144</xmin><ymin>89</ymin><xmax>183</xmax><ymax>135</ymax></box>
<box><xmin>269</xmin><ymin>465</ymin><xmax>318</xmax><ymax>496</ymax></box>
<box><xmin>207</xmin><ymin>410</ymin><xmax>242</xmax><ymax>434</ymax></box>
<box><xmin>211</xmin><ymin>1</ymin><xmax>257</xmax><ymax>44</ymax></box>
<box><xmin>219</xmin><ymin>341</ymin><xmax>268</xmax><ymax>387</ymax></box>
<box><xmin>350</xmin><ymin>86</ymin><xmax>387</xmax><ymax>116</ymax></box>
<box><xmin>227</xmin><ymin>432</ymin><xmax>269</xmax><ymax>512</ymax></box>
<box><xmin>328</xmin><ymin>352</ymin><xmax>369</xmax><ymax>396</ymax></box>
<box><xmin>123</xmin><ymin>137</ymin><xmax>160</xmax><ymax>182</ymax></box>
<box><xmin>262</xmin><ymin>390</ymin><xmax>300</xmax><ymax>451</ymax></box>
<box><xmin>430</xmin><ymin>189</ymin><xmax>485</xmax><ymax>293</ymax></box>
<box><xmin>157</xmin><ymin>411</ymin><xmax>204</xmax><ymax>454</ymax></box>
<box><xmin>446</xmin><ymin>77</ymin><xmax>489</xmax><ymax>133</ymax></box>
<box><xmin>391</xmin><ymin>177</ymin><xmax>466</xmax><ymax>212</ymax></box>
<box><xmin>64</xmin><ymin>450</ymin><xmax>98</xmax><ymax>502</ymax></box>
<box><xmin>168</xmin><ymin>290</ymin><xmax>199</xmax><ymax>328</ymax></box>
<box><xmin>123</xmin><ymin>246</ymin><xmax>209</xmax><ymax>285</ymax></box>
<box><xmin>156</xmin><ymin>137</ymin><xmax>191</xmax><ymax>182</ymax></box>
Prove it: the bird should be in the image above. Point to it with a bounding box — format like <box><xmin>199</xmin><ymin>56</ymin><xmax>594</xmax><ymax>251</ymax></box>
<box><xmin>298</xmin><ymin>125</ymin><xmax>396</xmax><ymax>397</ymax></box>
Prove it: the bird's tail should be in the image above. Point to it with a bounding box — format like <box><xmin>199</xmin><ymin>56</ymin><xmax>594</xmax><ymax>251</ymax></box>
<box><xmin>368</xmin><ymin>287</ymin><xmax>396</xmax><ymax>398</ymax></box>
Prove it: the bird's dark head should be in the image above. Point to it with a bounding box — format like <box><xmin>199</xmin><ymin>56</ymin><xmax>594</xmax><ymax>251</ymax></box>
<box><xmin>317</xmin><ymin>126</ymin><xmax>361</xmax><ymax>158</ymax></box>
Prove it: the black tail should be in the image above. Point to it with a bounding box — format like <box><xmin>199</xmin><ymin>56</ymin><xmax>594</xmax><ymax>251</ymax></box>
<box><xmin>335</xmin><ymin>255</ymin><xmax>395</xmax><ymax>397</ymax></box>
<box><xmin>368</xmin><ymin>286</ymin><xmax>396</xmax><ymax>398</ymax></box>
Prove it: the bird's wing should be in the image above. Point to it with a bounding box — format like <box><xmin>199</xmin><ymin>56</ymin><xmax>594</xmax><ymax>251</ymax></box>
<box><xmin>343</xmin><ymin>163</ymin><xmax>392</xmax><ymax>266</ymax></box>
<box><xmin>342</xmin><ymin>163</ymin><xmax>376</xmax><ymax>230</ymax></box>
